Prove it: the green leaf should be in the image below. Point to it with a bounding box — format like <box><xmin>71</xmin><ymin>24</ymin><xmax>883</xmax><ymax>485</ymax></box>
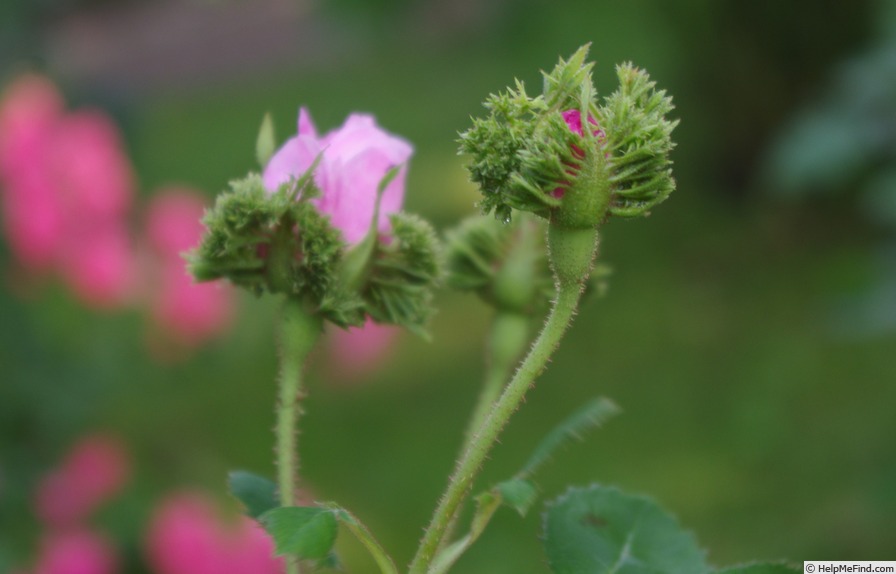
<box><xmin>228</xmin><ymin>470</ymin><xmax>278</xmax><ymax>519</ymax></box>
<box><xmin>519</xmin><ymin>397</ymin><xmax>619</xmax><ymax>479</ymax></box>
<box><xmin>256</xmin><ymin>112</ymin><xmax>277</xmax><ymax>167</ymax></box>
<box><xmin>259</xmin><ymin>506</ymin><xmax>338</xmax><ymax>559</ymax></box>
<box><xmin>717</xmin><ymin>564</ymin><xmax>801</xmax><ymax>574</ymax></box>
<box><xmin>495</xmin><ymin>479</ymin><xmax>538</xmax><ymax>517</ymax></box>
<box><xmin>543</xmin><ymin>484</ymin><xmax>708</xmax><ymax>574</ymax></box>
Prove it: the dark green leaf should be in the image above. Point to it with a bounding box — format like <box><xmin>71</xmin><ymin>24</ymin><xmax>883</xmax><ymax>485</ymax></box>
<box><xmin>259</xmin><ymin>506</ymin><xmax>337</xmax><ymax>559</ymax></box>
<box><xmin>228</xmin><ymin>470</ymin><xmax>278</xmax><ymax>519</ymax></box>
<box><xmin>543</xmin><ymin>484</ymin><xmax>708</xmax><ymax>574</ymax></box>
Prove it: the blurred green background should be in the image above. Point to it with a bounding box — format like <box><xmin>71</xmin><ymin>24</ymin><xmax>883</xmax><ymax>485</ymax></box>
<box><xmin>2</xmin><ymin>0</ymin><xmax>896</xmax><ymax>572</ymax></box>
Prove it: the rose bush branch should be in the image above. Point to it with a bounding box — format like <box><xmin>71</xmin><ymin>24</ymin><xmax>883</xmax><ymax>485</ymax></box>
<box><xmin>410</xmin><ymin>45</ymin><xmax>677</xmax><ymax>573</ymax></box>
<box><xmin>189</xmin><ymin>109</ymin><xmax>440</xmax><ymax>571</ymax></box>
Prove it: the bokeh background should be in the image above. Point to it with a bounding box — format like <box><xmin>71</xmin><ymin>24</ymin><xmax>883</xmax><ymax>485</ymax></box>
<box><xmin>3</xmin><ymin>0</ymin><xmax>896</xmax><ymax>572</ymax></box>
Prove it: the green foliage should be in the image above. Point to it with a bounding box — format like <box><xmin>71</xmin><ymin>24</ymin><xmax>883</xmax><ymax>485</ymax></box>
<box><xmin>494</xmin><ymin>478</ymin><xmax>538</xmax><ymax>517</ymax></box>
<box><xmin>228</xmin><ymin>470</ymin><xmax>278</xmax><ymax>519</ymax></box>
<box><xmin>518</xmin><ymin>397</ymin><xmax>619</xmax><ymax>479</ymax></box>
<box><xmin>543</xmin><ymin>484</ymin><xmax>709</xmax><ymax>574</ymax></box>
<box><xmin>259</xmin><ymin>506</ymin><xmax>338</xmax><ymax>559</ymax></box>
<box><xmin>459</xmin><ymin>44</ymin><xmax>677</xmax><ymax>227</ymax></box>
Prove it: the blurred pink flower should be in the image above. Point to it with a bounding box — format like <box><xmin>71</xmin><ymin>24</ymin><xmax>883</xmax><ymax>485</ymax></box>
<box><xmin>59</xmin><ymin>225</ymin><xmax>135</xmax><ymax>309</ymax></box>
<box><xmin>263</xmin><ymin>108</ymin><xmax>413</xmax><ymax>244</ymax></box>
<box><xmin>0</xmin><ymin>75</ymin><xmax>138</xmax><ymax>306</ymax></box>
<box><xmin>35</xmin><ymin>435</ymin><xmax>130</xmax><ymax>527</ymax></box>
<box><xmin>49</xmin><ymin>111</ymin><xmax>134</xmax><ymax>220</ymax></box>
<box><xmin>144</xmin><ymin>189</ymin><xmax>232</xmax><ymax>346</ymax></box>
<box><xmin>0</xmin><ymin>74</ymin><xmax>63</xmax><ymax>182</ymax></box>
<box><xmin>32</xmin><ymin>529</ymin><xmax>118</xmax><ymax>574</ymax></box>
<box><xmin>328</xmin><ymin>319</ymin><xmax>400</xmax><ymax>381</ymax></box>
<box><xmin>0</xmin><ymin>76</ymin><xmax>66</xmax><ymax>270</ymax></box>
<box><xmin>146</xmin><ymin>492</ymin><xmax>283</xmax><ymax>574</ymax></box>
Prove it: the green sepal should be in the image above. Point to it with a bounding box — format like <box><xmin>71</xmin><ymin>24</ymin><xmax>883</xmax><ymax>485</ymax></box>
<box><xmin>259</xmin><ymin>506</ymin><xmax>338</xmax><ymax>560</ymax></box>
<box><xmin>598</xmin><ymin>63</ymin><xmax>678</xmax><ymax>218</ymax></box>
<box><xmin>256</xmin><ymin>112</ymin><xmax>277</xmax><ymax>168</ymax></box>
<box><xmin>338</xmin><ymin>166</ymin><xmax>402</xmax><ymax>293</ymax></box>
<box><xmin>716</xmin><ymin>564</ymin><xmax>802</xmax><ymax>574</ymax></box>
<box><xmin>543</xmin><ymin>484</ymin><xmax>709</xmax><ymax>574</ymax></box>
<box><xmin>227</xmin><ymin>470</ymin><xmax>278</xmax><ymax>519</ymax></box>
<box><xmin>444</xmin><ymin>214</ymin><xmax>552</xmax><ymax>314</ymax></box>
<box><xmin>188</xmin><ymin>168</ymin><xmax>368</xmax><ymax>325</ymax></box>
<box><xmin>361</xmin><ymin>212</ymin><xmax>442</xmax><ymax>336</ymax></box>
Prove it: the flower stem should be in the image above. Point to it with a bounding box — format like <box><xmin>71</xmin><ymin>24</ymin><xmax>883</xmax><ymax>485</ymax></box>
<box><xmin>463</xmin><ymin>311</ymin><xmax>532</xmax><ymax>451</ymax></box>
<box><xmin>436</xmin><ymin>311</ymin><xmax>531</xmax><ymax>551</ymax></box>
<box><xmin>409</xmin><ymin>226</ymin><xmax>596</xmax><ymax>574</ymax></box>
<box><xmin>276</xmin><ymin>297</ymin><xmax>322</xmax><ymax>574</ymax></box>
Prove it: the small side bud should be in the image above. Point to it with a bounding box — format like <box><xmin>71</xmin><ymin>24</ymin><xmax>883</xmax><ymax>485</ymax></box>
<box><xmin>445</xmin><ymin>214</ymin><xmax>552</xmax><ymax>315</ymax></box>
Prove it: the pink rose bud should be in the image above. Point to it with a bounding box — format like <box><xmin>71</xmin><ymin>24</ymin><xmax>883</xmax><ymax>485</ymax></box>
<box><xmin>263</xmin><ymin>108</ymin><xmax>413</xmax><ymax>244</ymax></box>
<box><xmin>553</xmin><ymin>110</ymin><xmax>605</xmax><ymax>199</ymax></box>
<box><xmin>144</xmin><ymin>189</ymin><xmax>233</xmax><ymax>346</ymax></box>
<box><xmin>35</xmin><ymin>435</ymin><xmax>130</xmax><ymax>527</ymax></box>
<box><xmin>146</xmin><ymin>492</ymin><xmax>283</xmax><ymax>574</ymax></box>
<box><xmin>32</xmin><ymin>530</ymin><xmax>118</xmax><ymax>574</ymax></box>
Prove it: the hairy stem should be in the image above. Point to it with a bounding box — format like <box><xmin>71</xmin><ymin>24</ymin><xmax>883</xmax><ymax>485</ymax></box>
<box><xmin>409</xmin><ymin>282</ymin><xmax>584</xmax><ymax>573</ymax></box>
<box><xmin>437</xmin><ymin>311</ymin><xmax>531</xmax><ymax>550</ymax></box>
<box><xmin>276</xmin><ymin>298</ymin><xmax>322</xmax><ymax>574</ymax></box>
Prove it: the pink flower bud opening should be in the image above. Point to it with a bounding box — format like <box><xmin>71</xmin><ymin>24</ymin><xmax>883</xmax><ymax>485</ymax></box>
<box><xmin>552</xmin><ymin>109</ymin><xmax>605</xmax><ymax>199</ymax></box>
<box><xmin>262</xmin><ymin>108</ymin><xmax>413</xmax><ymax>244</ymax></box>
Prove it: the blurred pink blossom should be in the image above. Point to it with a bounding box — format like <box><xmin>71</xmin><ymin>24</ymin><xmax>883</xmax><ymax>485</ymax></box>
<box><xmin>0</xmin><ymin>74</ymin><xmax>63</xmax><ymax>182</ymax></box>
<box><xmin>35</xmin><ymin>435</ymin><xmax>130</xmax><ymax>527</ymax></box>
<box><xmin>32</xmin><ymin>529</ymin><xmax>118</xmax><ymax>574</ymax></box>
<box><xmin>49</xmin><ymin>111</ymin><xmax>134</xmax><ymax>220</ymax></box>
<box><xmin>144</xmin><ymin>189</ymin><xmax>232</xmax><ymax>346</ymax></box>
<box><xmin>0</xmin><ymin>75</ymin><xmax>138</xmax><ymax>307</ymax></box>
<box><xmin>146</xmin><ymin>492</ymin><xmax>283</xmax><ymax>574</ymax></box>
<box><xmin>59</xmin><ymin>225</ymin><xmax>135</xmax><ymax>309</ymax></box>
<box><xmin>328</xmin><ymin>318</ymin><xmax>400</xmax><ymax>381</ymax></box>
<box><xmin>263</xmin><ymin>108</ymin><xmax>413</xmax><ymax>244</ymax></box>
